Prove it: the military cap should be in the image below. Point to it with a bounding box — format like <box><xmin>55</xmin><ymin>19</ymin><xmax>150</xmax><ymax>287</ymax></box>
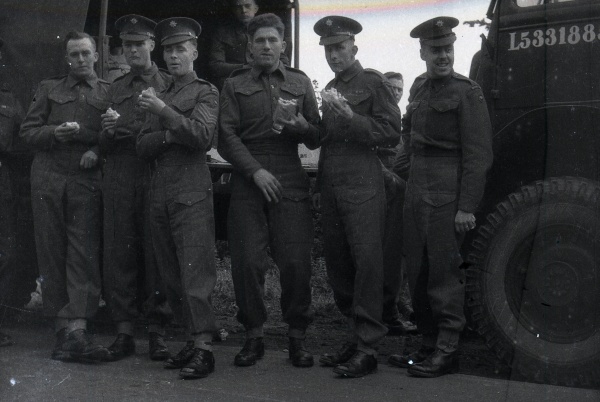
<box><xmin>410</xmin><ymin>16</ymin><xmax>459</xmax><ymax>46</ymax></box>
<box><xmin>314</xmin><ymin>16</ymin><xmax>362</xmax><ymax>46</ymax></box>
<box><xmin>115</xmin><ymin>14</ymin><xmax>156</xmax><ymax>41</ymax></box>
<box><xmin>155</xmin><ymin>17</ymin><xmax>201</xmax><ymax>46</ymax></box>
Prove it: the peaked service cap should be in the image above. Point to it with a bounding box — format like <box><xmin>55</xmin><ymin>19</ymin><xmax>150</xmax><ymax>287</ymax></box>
<box><xmin>156</xmin><ymin>17</ymin><xmax>201</xmax><ymax>46</ymax></box>
<box><xmin>314</xmin><ymin>16</ymin><xmax>362</xmax><ymax>46</ymax></box>
<box><xmin>410</xmin><ymin>16</ymin><xmax>459</xmax><ymax>46</ymax></box>
<box><xmin>115</xmin><ymin>14</ymin><xmax>157</xmax><ymax>41</ymax></box>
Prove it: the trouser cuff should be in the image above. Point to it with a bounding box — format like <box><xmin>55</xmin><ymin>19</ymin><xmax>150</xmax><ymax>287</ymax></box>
<box><xmin>437</xmin><ymin>329</ymin><xmax>460</xmax><ymax>353</ymax></box>
<box><xmin>67</xmin><ymin>319</ymin><xmax>87</xmax><ymax>333</ymax></box>
<box><xmin>288</xmin><ymin>328</ymin><xmax>306</xmax><ymax>339</ymax></box>
<box><xmin>55</xmin><ymin>318</ymin><xmax>69</xmax><ymax>333</ymax></box>
<box><xmin>117</xmin><ymin>321</ymin><xmax>135</xmax><ymax>336</ymax></box>
<box><xmin>148</xmin><ymin>324</ymin><xmax>166</xmax><ymax>336</ymax></box>
<box><xmin>246</xmin><ymin>327</ymin><xmax>264</xmax><ymax>339</ymax></box>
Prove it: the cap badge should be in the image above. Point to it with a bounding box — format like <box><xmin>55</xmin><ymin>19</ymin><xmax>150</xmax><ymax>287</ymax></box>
<box><xmin>326</xmin><ymin>19</ymin><xmax>333</xmax><ymax>26</ymax></box>
<box><xmin>170</xmin><ymin>20</ymin><xmax>178</xmax><ymax>28</ymax></box>
<box><xmin>436</xmin><ymin>20</ymin><xmax>444</xmax><ymax>27</ymax></box>
<box><xmin>130</xmin><ymin>17</ymin><xmax>138</xmax><ymax>24</ymax></box>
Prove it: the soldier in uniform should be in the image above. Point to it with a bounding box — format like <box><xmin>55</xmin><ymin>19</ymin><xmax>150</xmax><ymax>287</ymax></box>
<box><xmin>218</xmin><ymin>13</ymin><xmax>320</xmax><ymax>369</ymax></box>
<box><xmin>312</xmin><ymin>16</ymin><xmax>402</xmax><ymax>378</ymax></box>
<box><xmin>209</xmin><ymin>0</ymin><xmax>290</xmax><ymax>91</ymax></box>
<box><xmin>388</xmin><ymin>17</ymin><xmax>493</xmax><ymax>377</ymax></box>
<box><xmin>19</xmin><ymin>31</ymin><xmax>109</xmax><ymax>362</ymax></box>
<box><xmin>136</xmin><ymin>17</ymin><xmax>219</xmax><ymax>380</ymax></box>
<box><xmin>380</xmin><ymin>71</ymin><xmax>416</xmax><ymax>336</ymax></box>
<box><xmin>99</xmin><ymin>15</ymin><xmax>172</xmax><ymax>362</ymax></box>
<box><xmin>0</xmin><ymin>38</ymin><xmax>23</xmax><ymax>347</ymax></box>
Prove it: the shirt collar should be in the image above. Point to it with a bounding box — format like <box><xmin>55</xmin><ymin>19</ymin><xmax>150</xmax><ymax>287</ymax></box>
<box><xmin>173</xmin><ymin>71</ymin><xmax>197</xmax><ymax>91</ymax></box>
<box><xmin>250</xmin><ymin>61</ymin><xmax>286</xmax><ymax>81</ymax></box>
<box><xmin>124</xmin><ymin>62</ymin><xmax>160</xmax><ymax>86</ymax></box>
<box><xmin>337</xmin><ymin>60</ymin><xmax>362</xmax><ymax>83</ymax></box>
<box><xmin>67</xmin><ymin>72</ymin><xmax>98</xmax><ymax>89</ymax></box>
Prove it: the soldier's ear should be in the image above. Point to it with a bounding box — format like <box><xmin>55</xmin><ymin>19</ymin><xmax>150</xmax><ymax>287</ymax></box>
<box><xmin>192</xmin><ymin>48</ymin><xmax>198</xmax><ymax>62</ymax></box>
<box><xmin>352</xmin><ymin>45</ymin><xmax>358</xmax><ymax>57</ymax></box>
<box><xmin>149</xmin><ymin>40</ymin><xmax>155</xmax><ymax>52</ymax></box>
<box><xmin>93</xmin><ymin>51</ymin><xmax>99</xmax><ymax>63</ymax></box>
<box><xmin>420</xmin><ymin>47</ymin><xmax>425</xmax><ymax>61</ymax></box>
<box><xmin>281</xmin><ymin>40</ymin><xmax>287</xmax><ymax>53</ymax></box>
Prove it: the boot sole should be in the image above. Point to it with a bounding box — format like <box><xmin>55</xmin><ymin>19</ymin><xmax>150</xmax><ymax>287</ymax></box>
<box><xmin>179</xmin><ymin>367</ymin><xmax>214</xmax><ymax>379</ymax></box>
<box><xmin>407</xmin><ymin>363</ymin><xmax>459</xmax><ymax>378</ymax></box>
<box><xmin>234</xmin><ymin>354</ymin><xmax>264</xmax><ymax>367</ymax></box>
<box><xmin>333</xmin><ymin>366</ymin><xmax>378</xmax><ymax>378</ymax></box>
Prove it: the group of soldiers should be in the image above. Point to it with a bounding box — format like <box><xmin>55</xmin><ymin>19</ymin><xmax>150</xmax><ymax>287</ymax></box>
<box><xmin>0</xmin><ymin>0</ymin><xmax>493</xmax><ymax>383</ymax></box>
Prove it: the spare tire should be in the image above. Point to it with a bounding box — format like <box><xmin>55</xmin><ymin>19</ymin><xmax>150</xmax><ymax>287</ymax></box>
<box><xmin>466</xmin><ymin>177</ymin><xmax>600</xmax><ymax>387</ymax></box>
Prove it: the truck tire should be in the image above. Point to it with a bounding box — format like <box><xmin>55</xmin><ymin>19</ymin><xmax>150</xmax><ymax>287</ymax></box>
<box><xmin>467</xmin><ymin>177</ymin><xmax>600</xmax><ymax>387</ymax></box>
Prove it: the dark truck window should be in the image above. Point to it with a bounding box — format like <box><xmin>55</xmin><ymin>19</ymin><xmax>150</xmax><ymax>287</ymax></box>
<box><xmin>516</xmin><ymin>0</ymin><xmax>577</xmax><ymax>6</ymax></box>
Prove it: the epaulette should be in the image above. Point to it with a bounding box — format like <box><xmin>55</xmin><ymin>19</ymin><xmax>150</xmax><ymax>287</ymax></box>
<box><xmin>363</xmin><ymin>68</ymin><xmax>386</xmax><ymax>79</ymax></box>
<box><xmin>195</xmin><ymin>77</ymin><xmax>219</xmax><ymax>93</ymax></box>
<box><xmin>229</xmin><ymin>66</ymin><xmax>252</xmax><ymax>78</ymax></box>
<box><xmin>452</xmin><ymin>72</ymin><xmax>480</xmax><ymax>90</ymax></box>
<box><xmin>416</xmin><ymin>73</ymin><xmax>428</xmax><ymax>80</ymax></box>
<box><xmin>283</xmin><ymin>65</ymin><xmax>308</xmax><ymax>78</ymax></box>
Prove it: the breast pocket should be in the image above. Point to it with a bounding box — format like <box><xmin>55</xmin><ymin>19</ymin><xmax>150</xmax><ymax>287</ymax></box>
<box><xmin>280</xmin><ymin>85</ymin><xmax>304</xmax><ymax>115</ymax></box>
<box><xmin>171</xmin><ymin>98</ymin><xmax>197</xmax><ymax>116</ymax></box>
<box><xmin>48</xmin><ymin>92</ymin><xmax>77</xmax><ymax>122</ymax></box>
<box><xmin>344</xmin><ymin>91</ymin><xmax>372</xmax><ymax>115</ymax></box>
<box><xmin>84</xmin><ymin>95</ymin><xmax>110</xmax><ymax>128</ymax></box>
<box><xmin>427</xmin><ymin>99</ymin><xmax>459</xmax><ymax>136</ymax></box>
<box><xmin>235</xmin><ymin>86</ymin><xmax>265</xmax><ymax>119</ymax></box>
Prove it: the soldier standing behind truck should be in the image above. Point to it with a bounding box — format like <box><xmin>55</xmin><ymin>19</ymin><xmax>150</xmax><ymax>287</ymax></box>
<box><xmin>19</xmin><ymin>31</ymin><xmax>110</xmax><ymax>363</ymax></box>
<box><xmin>99</xmin><ymin>14</ymin><xmax>172</xmax><ymax>363</ymax></box>
<box><xmin>218</xmin><ymin>13</ymin><xmax>320</xmax><ymax>369</ymax></box>
<box><xmin>136</xmin><ymin>17</ymin><xmax>219</xmax><ymax>380</ymax></box>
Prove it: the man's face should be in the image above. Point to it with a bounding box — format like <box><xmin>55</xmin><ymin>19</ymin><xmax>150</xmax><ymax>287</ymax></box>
<box><xmin>388</xmin><ymin>78</ymin><xmax>404</xmax><ymax>103</ymax></box>
<box><xmin>66</xmin><ymin>38</ymin><xmax>98</xmax><ymax>79</ymax></box>
<box><xmin>420</xmin><ymin>43</ymin><xmax>454</xmax><ymax>79</ymax></box>
<box><xmin>324</xmin><ymin>39</ymin><xmax>356</xmax><ymax>74</ymax></box>
<box><xmin>122</xmin><ymin>39</ymin><xmax>155</xmax><ymax>71</ymax></box>
<box><xmin>163</xmin><ymin>40</ymin><xmax>197</xmax><ymax>77</ymax></box>
<box><xmin>250</xmin><ymin>27</ymin><xmax>285</xmax><ymax>71</ymax></box>
<box><xmin>232</xmin><ymin>0</ymin><xmax>258</xmax><ymax>24</ymax></box>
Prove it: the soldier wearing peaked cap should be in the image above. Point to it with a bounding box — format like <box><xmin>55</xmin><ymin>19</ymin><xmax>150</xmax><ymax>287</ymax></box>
<box><xmin>99</xmin><ymin>14</ymin><xmax>172</xmax><ymax>363</ymax></box>
<box><xmin>136</xmin><ymin>17</ymin><xmax>219</xmax><ymax>380</ymax></box>
<box><xmin>312</xmin><ymin>15</ymin><xmax>402</xmax><ymax>378</ymax></box>
<box><xmin>388</xmin><ymin>16</ymin><xmax>493</xmax><ymax>378</ymax></box>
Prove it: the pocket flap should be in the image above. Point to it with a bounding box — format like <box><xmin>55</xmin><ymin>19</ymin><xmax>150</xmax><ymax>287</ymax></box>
<box><xmin>174</xmin><ymin>191</ymin><xmax>207</xmax><ymax>206</ymax></box>
<box><xmin>344</xmin><ymin>91</ymin><xmax>371</xmax><ymax>106</ymax></box>
<box><xmin>171</xmin><ymin>98</ymin><xmax>197</xmax><ymax>113</ymax></box>
<box><xmin>48</xmin><ymin>92</ymin><xmax>76</xmax><ymax>104</ymax></box>
<box><xmin>234</xmin><ymin>86</ymin><xmax>263</xmax><ymax>96</ymax></box>
<box><xmin>282</xmin><ymin>189</ymin><xmax>309</xmax><ymax>202</ymax></box>
<box><xmin>339</xmin><ymin>188</ymin><xmax>377</xmax><ymax>204</ymax></box>
<box><xmin>280</xmin><ymin>85</ymin><xmax>305</xmax><ymax>97</ymax></box>
<box><xmin>429</xmin><ymin>100</ymin><xmax>459</xmax><ymax>113</ymax></box>
<box><xmin>422</xmin><ymin>193</ymin><xmax>456</xmax><ymax>207</ymax></box>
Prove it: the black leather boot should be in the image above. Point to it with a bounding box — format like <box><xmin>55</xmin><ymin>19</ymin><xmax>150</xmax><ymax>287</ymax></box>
<box><xmin>318</xmin><ymin>342</ymin><xmax>357</xmax><ymax>367</ymax></box>
<box><xmin>289</xmin><ymin>338</ymin><xmax>313</xmax><ymax>368</ymax></box>
<box><xmin>234</xmin><ymin>337</ymin><xmax>264</xmax><ymax>367</ymax></box>
<box><xmin>407</xmin><ymin>349</ymin><xmax>459</xmax><ymax>377</ymax></box>
<box><xmin>180</xmin><ymin>348</ymin><xmax>215</xmax><ymax>379</ymax></box>
<box><xmin>104</xmin><ymin>333</ymin><xmax>135</xmax><ymax>361</ymax></box>
<box><xmin>164</xmin><ymin>341</ymin><xmax>195</xmax><ymax>369</ymax></box>
<box><xmin>62</xmin><ymin>329</ymin><xmax>109</xmax><ymax>363</ymax></box>
<box><xmin>333</xmin><ymin>350</ymin><xmax>378</xmax><ymax>378</ymax></box>
<box><xmin>388</xmin><ymin>346</ymin><xmax>435</xmax><ymax>368</ymax></box>
<box><xmin>149</xmin><ymin>332</ymin><xmax>169</xmax><ymax>361</ymax></box>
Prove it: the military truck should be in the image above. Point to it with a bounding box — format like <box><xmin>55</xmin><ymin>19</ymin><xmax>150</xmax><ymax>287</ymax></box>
<box><xmin>0</xmin><ymin>0</ymin><xmax>302</xmax><ymax>302</ymax></box>
<box><xmin>467</xmin><ymin>0</ymin><xmax>600</xmax><ymax>387</ymax></box>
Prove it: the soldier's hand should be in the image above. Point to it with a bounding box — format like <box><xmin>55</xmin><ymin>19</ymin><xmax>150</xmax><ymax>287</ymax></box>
<box><xmin>328</xmin><ymin>97</ymin><xmax>354</xmax><ymax>120</ymax></box>
<box><xmin>138</xmin><ymin>91</ymin><xmax>166</xmax><ymax>115</ymax></box>
<box><xmin>455</xmin><ymin>210</ymin><xmax>476</xmax><ymax>233</ymax></box>
<box><xmin>54</xmin><ymin>122</ymin><xmax>79</xmax><ymax>143</ymax></box>
<box><xmin>101</xmin><ymin>113</ymin><xmax>118</xmax><ymax>131</ymax></box>
<box><xmin>252</xmin><ymin>168</ymin><xmax>283</xmax><ymax>203</ymax></box>
<box><xmin>312</xmin><ymin>193</ymin><xmax>321</xmax><ymax>211</ymax></box>
<box><xmin>80</xmin><ymin>150</ymin><xmax>98</xmax><ymax>169</ymax></box>
<box><xmin>280</xmin><ymin>113</ymin><xmax>309</xmax><ymax>134</ymax></box>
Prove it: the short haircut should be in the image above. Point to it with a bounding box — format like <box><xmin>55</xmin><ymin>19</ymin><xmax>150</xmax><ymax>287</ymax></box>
<box><xmin>384</xmin><ymin>72</ymin><xmax>403</xmax><ymax>81</ymax></box>
<box><xmin>64</xmin><ymin>31</ymin><xmax>96</xmax><ymax>52</ymax></box>
<box><xmin>247</xmin><ymin>13</ymin><xmax>285</xmax><ymax>39</ymax></box>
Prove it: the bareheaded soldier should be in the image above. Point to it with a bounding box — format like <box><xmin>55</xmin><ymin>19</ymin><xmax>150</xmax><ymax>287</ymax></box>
<box><xmin>388</xmin><ymin>17</ymin><xmax>492</xmax><ymax>378</ymax></box>
<box><xmin>313</xmin><ymin>16</ymin><xmax>402</xmax><ymax>378</ymax></box>
<box><xmin>20</xmin><ymin>32</ymin><xmax>109</xmax><ymax>363</ymax></box>
<box><xmin>137</xmin><ymin>17</ymin><xmax>219</xmax><ymax>380</ymax></box>
<box><xmin>218</xmin><ymin>13</ymin><xmax>320</xmax><ymax>369</ymax></box>
<box><xmin>99</xmin><ymin>15</ymin><xmax>172</xmax><ymax>362</ymax></box>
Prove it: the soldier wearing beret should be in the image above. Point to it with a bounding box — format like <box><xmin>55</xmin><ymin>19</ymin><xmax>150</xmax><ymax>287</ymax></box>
<box><xmin>218</xmin><ymin>13</ymin><xmax>320</xmax><ymax>369</ymax></box>
<box><xmin>388</xmin><ymin>17</ymin><xmax>493</xmax><ymax>377</ymax></box>
<box><xmin>20</xmin><ymin>31</ymin><xmax>110</xmax><ymax>363</ymax></box>
<box><xmin>99</xmin><ymin>14</ymin><xmax>172</xmax><ymax>362</ymax></box>
<box><xmin>312</xmin><ymin>16</ymin><xmax>402</xmax><ymax>378</ymax></box>
<box><xmin>136</xmin><ymin>17</ymin><xmax>219</xmax><ymax>379</ymax></box>
<box><xmin>0</xmin><ymin>38</ymin><xmax>24</xmax><ymax>347</ymax></box>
